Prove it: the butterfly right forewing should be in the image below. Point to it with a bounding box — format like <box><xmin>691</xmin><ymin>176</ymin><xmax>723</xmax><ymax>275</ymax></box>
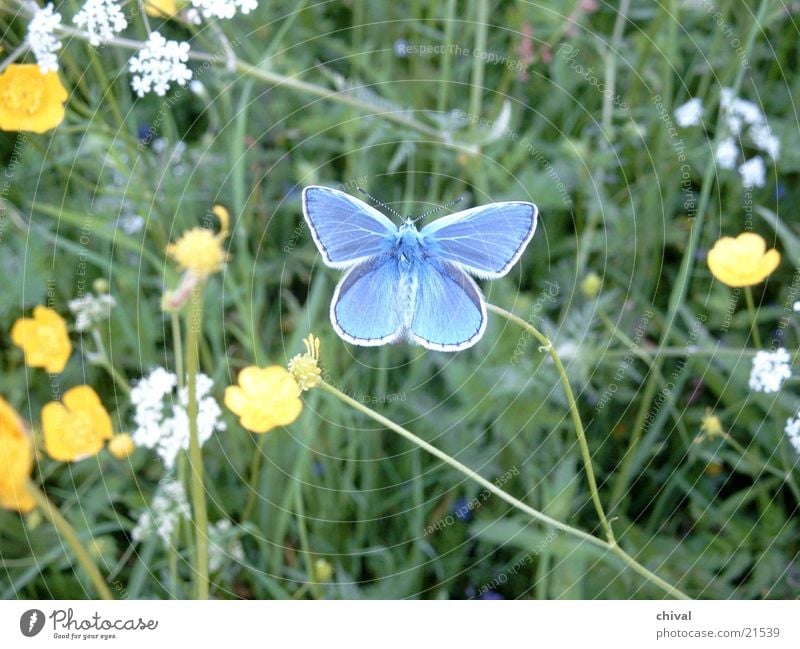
<box><xmin>302</xmin><ymin>186</ymin><xmax>398</xmax><ymax>269</ymax></box>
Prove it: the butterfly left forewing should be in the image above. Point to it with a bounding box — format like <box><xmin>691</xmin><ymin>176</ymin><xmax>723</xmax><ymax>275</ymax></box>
<box><xmin>420</xmin><ymin>202</ymin><xmax>537</xmax><ymax>279</ymax></box>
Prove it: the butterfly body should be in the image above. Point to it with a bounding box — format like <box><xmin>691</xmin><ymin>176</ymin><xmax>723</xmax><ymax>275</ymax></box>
<box><xmin>302</xmin><ymin>186</ymin><xmax>538</xmax><ymax>351</ymax></box>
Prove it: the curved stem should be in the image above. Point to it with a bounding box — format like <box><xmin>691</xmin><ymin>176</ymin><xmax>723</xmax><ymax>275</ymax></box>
<box><xmin>317</xmin><ymin>380</ymin><xmax>689</xmax><ymax>599</ymax></box>
<box><xmin>487</xmin><ymin>303</ymin><xmax>616</xmax><ymax>544</ymax></box>
<box><xmin>186</xmin><ymin>284</ymin><xmax>209</xmax><ymax>599</ymax></box>
<box><xmin>27</xmin><ymin>481</ymin><xmax>113</xmax><ymax>600</ymax></box>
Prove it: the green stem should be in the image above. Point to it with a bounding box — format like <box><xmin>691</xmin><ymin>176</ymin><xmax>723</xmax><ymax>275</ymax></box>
<box><xmin>317</xmin><ymin>381</ymin><xmax>688</xmax><ymax>599</ymax></box>
<box><xmin>487</xmin><ymin>303</ymin><xmax>616</xmax><ymax>544</ymax></box>
<box><xmin>293</xmin><ymin>488</ymin><xmax>323</xmax><ymax>600</ymax></box>
<box><xmin>743</xmin><ymin>286</ymin><xmax>763</xmax><ymax>349</ymax></box>
<box><xmin>601</xmin><ymin>0</ymin><xmax>631</xmax><ymax>137</ymax></box>
<box><xmin>610</xmin><ymin>0</ymin><xmax>770</xmax><ymax>508</ymax></box>
<box><xmin>240</xmin><ymin>433</ymin><xmax>267</xmax><ymax>524</ymax></box>
<box><xmin>27</xmin><ymin>481</ymin><xmax>113</xmax><ymax>600</ymax></box>
<box><xmin>468</xmin><ymin>0</ymin><xmax>489</xmax><ymax>136</ymax></box>
<box><xmin>171</xmin><ymin>311</ymin><xmax>185</xmax><ymax>390</ymax></box>
<box><xmin>185</xmin><ymin>284</ymin><xmax>209</xmax><ymax>600</ymax></box>
<box><xmin>91</xmin><ymin>329</ymin><xmax>131</xmax><ymax>394</ymax></box>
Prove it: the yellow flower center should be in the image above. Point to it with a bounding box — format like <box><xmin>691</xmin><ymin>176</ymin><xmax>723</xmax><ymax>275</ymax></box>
<box><xmin>2</xmin><ymin>74</ymin><xmax>45</xmax><ymax>114</ymax></box>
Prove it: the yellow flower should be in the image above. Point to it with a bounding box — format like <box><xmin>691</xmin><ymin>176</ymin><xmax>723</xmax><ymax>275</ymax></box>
<box><xmin>224</xmin><ymin>366</ymin><xmax>302</xmax><ymax>433</ymax></box>
<box><xmin>707</xmin><ymin>233</ymin><xmax>780</xmax><ymax>287</ymax></box>
<box><xmin>288</xmin><ymin>334</ymin><xmax>321</xmax><ymax>391</ymax></box>
<box><xmin>42</xmin><ymin>386</ymin><xmax>113</xmax><ymax>462</ymax></box>
<box><xmin>145</xmin><ymin>0</ymin><xmax>179</xmax><ymax>17</ymax></box>
<box><xmin>0</xmin><ymin>396</ymin><xmax>35</xmax><ymax>513</ymax></box>
<box><xmin>580</xmin><ymin>271</ymin><xmax>602</xmax><ymax>299</ymax></box>
<box><xmin>0</xmin><ymin>64</ymin><xmax>68</xmax><ymax>133</ymax></box>
<box><xmin>166</xmin><ymin>205</ymin><xmax>231</xmax><ymax>278</ymax></box>
<box><xmin>107</xmin><ymin>433</ymin><xmax>135</xmax><ymax>459</ymax></box>
<box><xmin>313</xmin><ymin>558</ymin><xmax>334</xmax><ymax>583</ymax></box>
<box><xmin>11</xmin><ymin>306</ymin><xmax>72</xmax><ymax>373</ymax></box>
<box><xmin>700</xmin><ymin>410</ymin><xmax>725</xmax><ymax>439</ymax></box>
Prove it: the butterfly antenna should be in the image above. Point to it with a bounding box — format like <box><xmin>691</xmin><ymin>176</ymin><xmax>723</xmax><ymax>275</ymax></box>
<box><xmin>357</xmin><ymin>187</ymin><xmax>404</xmax><ymax>220</ymax></box>
<box><xmin>411</xmin><ymin>195</ymin><xmax>464</xmax><ymax>224</ymax></box>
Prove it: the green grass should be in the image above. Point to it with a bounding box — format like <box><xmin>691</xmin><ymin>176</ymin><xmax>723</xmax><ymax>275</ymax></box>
<box><xmin>1</xmin><ymin>0</ymin><xmax>799</xmax><ymax>599</ymax></box>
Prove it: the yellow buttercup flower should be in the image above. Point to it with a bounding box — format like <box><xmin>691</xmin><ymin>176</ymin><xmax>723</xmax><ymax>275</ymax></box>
<box><xmin>145</xmin><ymin>0</ymin><xmax>179</xmax><ymax>17</ymax></box>
<box><xmin>166</xmin><ymin>205</ymin><xmax>230</xmax><ymax>278</ymax></box>
<box><xmin>0</xmin><ymin>396</ymin><xmax>35</xmax><ymax>513</ymax></box>
<box><xmin>224</xmin><ymin>366</ymin><xmax>302</xmax><ymax>433</ymax></box>
<box><xmin>288</xmin><ymin>334</ymin><xmax>321</xmax><ymax>391</ymax></box>
<box><xmin>11</xmin><ymin>306</ymin><xmax>72</xmax><ymax>373</ymax></box>
<box><xmin>707</xmin><ymin>233</ymin><xmax>780</xmax><ymax>287</ymax></box>
<box><xmin>0</xmin><ymin>64</ymin><xmax>68</xmax><ymax>133</ymax></box>
<box><xmin>42</xmin><ymin>386</ymin><xmax>113</xmax><ymax>462</ymax></box>
<box><xmin>107</xmin><ymin>433</ymin><xmax>135</xmax><ymax>459</ymax></box>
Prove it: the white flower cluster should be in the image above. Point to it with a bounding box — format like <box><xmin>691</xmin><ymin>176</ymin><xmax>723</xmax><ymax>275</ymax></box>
<box><xmin>68</xmin><ymin>292</ymin><xmax>115</xmax><ymax>332</ymax></box>
<box><xmin>673</xmin><ymin>97</ymin><xmax>703</xmax><ymax>128</ymax></box>
<box><xmin>785</xmin><ymin>412</ymin><xmax>800</xmax><ymax>456</ymax></box>
<box><xmin>209</xmin><ymin>519</ymin><xmax>245</xmax><ymax>573</ymax></box>
<box><xmin>128</xmin><ymin>32</ymin><xmax>192</xmax><ymax>97</ymax></box>
<box><xmin>748</xmin><ymin>348</ymin><xmax>792</xmax><ymax>394</ymax></box>
<box><xmin>130</xmin><ymin>367</ymin><xmax>225</xmax><ymax>469</ymax></box>
<box><xmin>131</xmin><ymin>479</ymin><xmax>190</xmax><ymax>543</ymax></box>
<box><xmin>73</xmin><ymin>0</ymin><xmax>127</xmax><ymax>47</ymax></box>
<box><xmin>674</xmin><ymin>88</ymin><xmax>780</xmax><ymax>188</ymax></box>
<box><xmin>27</xmin><ymin>3</ymin><xmax>62</xmax><ymax>73</ymax></box>
<box><xmin>190</xmin><ymin>0</ymin><xmax>258</xmax><ymax>19</ymax></box>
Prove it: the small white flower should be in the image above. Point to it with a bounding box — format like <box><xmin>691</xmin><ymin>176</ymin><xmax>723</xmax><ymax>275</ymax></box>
<box><xmin>738</xmin><ymin>156</ymin><xmax>766</xmax><ymax>188</ymax></box>
<box><xmin>27</xmin><ymin>3</ymin><xmax>62</xmax><ymax>73</ymax></box>
<box><xmin>749</xmin><ymin>348</ymin><xmax>792</xmax><ymax>393</ymax></box>
<box><xmin>720</xmin><ymin>87</ymin><xmax>735</xmax><ymax>111</ymax></box>
<box><xmin>784</xmin><ymin>412</ymin><xmax>800</xmax><ymax>456</ymax></box>
<box><xmin>190</xmin><ymin>0</ymin><xmax>257</xmax><ymax>19</ymax></box>
<box><xmin>189</xmin><ymin>80</ymin><xmax>206</xmax><ymax>95</ymax></box>
<box><xmin>185</xmin><ymin>7</ymin><xmax>203</xmax><ymax>24</ymax></box>
<box><xmin>715</xmin><ymin>137</ymin><xmax>738</xmax><ymax>170</ymax></box>
<box><xmin>119</xmin><ymin>213</ymin><xmax>145</xmax><ymax>234</ymax></box>
<box><xmin>674</xmin><ymin>98</ymin><xmax>704</xmax><ymax>127</ymax></box>
<box><xmin>793</xmin><ymin>301</ymin><xmax>800</xmax><ymax>313</ymax></box>
<box><xmin>720</xmin><ymin>89</ymin><xmax>767</xmax><ymax>138</ymax></box>
<box><xmin>132</xmin><ymin>480</ymin><xmax>190</xmax><ymax>543</ymax></box>
<box><xmin>131</xmin><ymin>368</ymin><xmax>225</xmax><ymax>469</ymax></box>
<box><xmin>73</xmin><ymin>0</ymin><xmax>127</xmax><ymax>47</ymax></box>
<box><xmin>749</xmin><ymin>123</ymin><xmax>780</xmax><ymax>160</ymax></box>
<box><xmin>730</xmin><ymin>98</ymin><xmax>764</xmax><ymax>127</ymax></box>
<box><xmin>68</xmin><ymin>292</ymin><xmax>115</xmax><ymax>332</ymax></box>
<box><xmin>208</xmin><ymin>519</ymin><xmax>245</xmax><ymax>573</ymax></box>
<box><xmin>128</xmin><ymin>32</ymin><xmax>192</xmax><ymax>97</ymax></box>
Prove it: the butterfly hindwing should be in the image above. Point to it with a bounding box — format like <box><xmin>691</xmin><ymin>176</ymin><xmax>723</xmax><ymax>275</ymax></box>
<box><xmin>420</xmin><ymin>202</ymin><xmax>537</xmax><ymax>278</ymax></box>
<box><xmin>331</xmin><ymin>255</ymin><xmax>405</xmax><ymax>345</ymax></box>
<box><xmin>409</xmin><ymin>260</ymin><xmax>486</xmax><ymax>351</ymax></box>
<box><xmin>302</xmin><ymin>185</ymin><xmax>398</xmax><ymax>268</ymax></box>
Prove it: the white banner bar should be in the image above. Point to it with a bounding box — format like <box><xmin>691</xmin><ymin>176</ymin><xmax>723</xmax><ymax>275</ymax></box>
<box><xmin>2</xmin><ymin>600</ymin><xmax>798</xmax><ymax>648</ymax></box>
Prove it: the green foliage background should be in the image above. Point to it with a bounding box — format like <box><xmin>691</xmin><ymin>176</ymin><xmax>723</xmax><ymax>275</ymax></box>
<box><xmin>1</xmin><ymin>0</ymin><xmax>799</xmax><ymax>599</ymax></box>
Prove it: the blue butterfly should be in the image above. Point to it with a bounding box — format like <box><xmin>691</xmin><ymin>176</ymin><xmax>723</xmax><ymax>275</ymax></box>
<box><xmin>301</xmin><ymin>186</ymin><xmax>538</xmax><ymax>351</ymax></box>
